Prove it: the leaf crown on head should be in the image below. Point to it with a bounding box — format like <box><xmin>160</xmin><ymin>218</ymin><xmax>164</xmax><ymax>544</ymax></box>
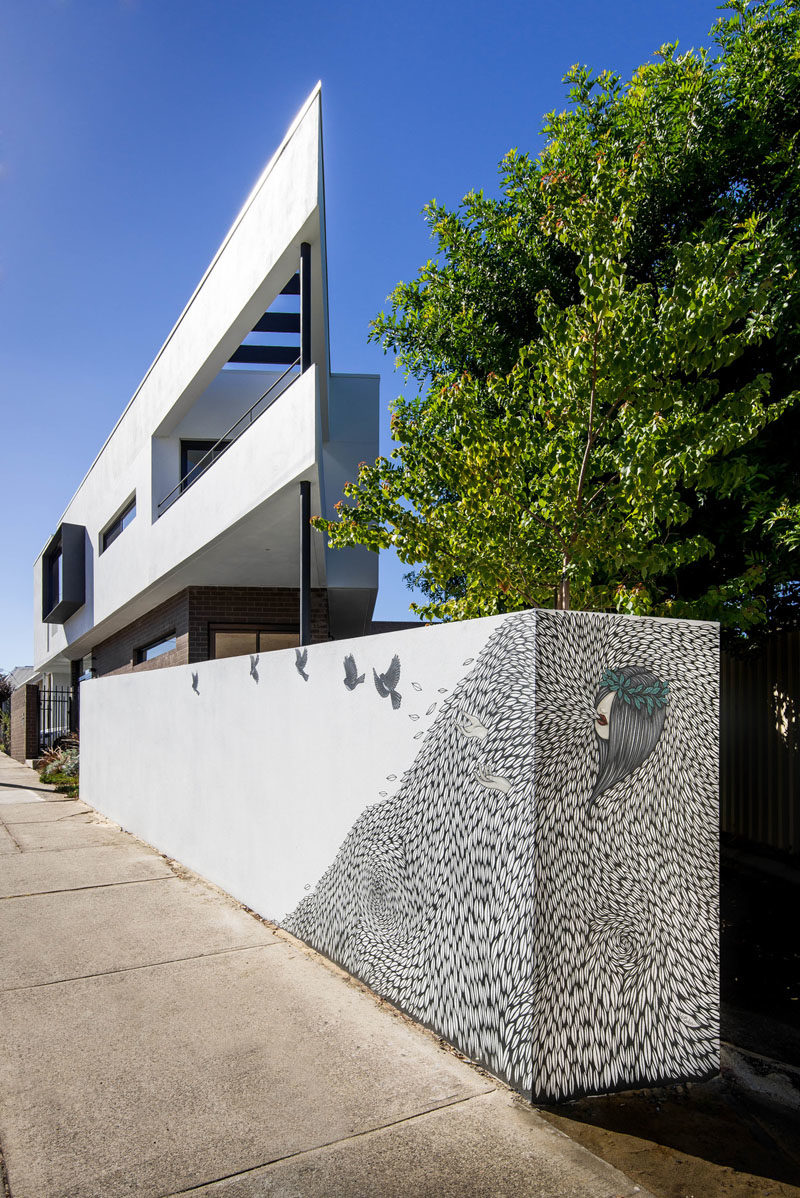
<box><xmin>600</xmin><ymin>669</ymin><xmax>670</xmax><ymax>715</ymax></box>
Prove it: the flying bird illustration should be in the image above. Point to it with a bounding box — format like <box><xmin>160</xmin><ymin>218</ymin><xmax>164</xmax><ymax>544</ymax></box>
<box><xmin>343</xmin><ymin>654</ymin><xmax>365</xmax><ymax>691</ymax></box>
<box><xmin>373</xmin><ymin>654</ymin><xmax>402</xmax><ymax>710</ymax></box>
<box><xmin>250</xmin><ymin>654</ymin><xmax>260</xmax><ymax>682</ymax></box>
<box><xmin>295</xmin><ymin>648</ymin><xmax>309</xmax><ymax>682</ymax></box>
<box><xmin>191</xmin><ymin>672</ymin><xmax>199</xmax><ymax>694</ymax></box>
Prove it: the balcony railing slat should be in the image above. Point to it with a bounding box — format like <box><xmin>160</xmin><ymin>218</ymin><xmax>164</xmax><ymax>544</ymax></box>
<box><xmin>228</xmin><ymin>345</ymin><xmax>301</xmax><ymax>365</ymax></box>
<box><xmin>252</xmin><ymin>312</ymin><xmax>301</xmax><ymax>334</ymax></box>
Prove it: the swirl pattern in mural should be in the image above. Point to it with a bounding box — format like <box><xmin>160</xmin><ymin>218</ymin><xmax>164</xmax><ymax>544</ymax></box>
<box><xmin>284</xmin><ymin>609</ymin><xmax>718</xmax><ymax>1102</ymax></box>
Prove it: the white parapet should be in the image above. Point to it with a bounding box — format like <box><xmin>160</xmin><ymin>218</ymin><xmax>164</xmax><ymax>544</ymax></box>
<box><xmin>81</xmin><ymin>609</ymin><xmax>719</xmax><ymax>1103</ymax></box>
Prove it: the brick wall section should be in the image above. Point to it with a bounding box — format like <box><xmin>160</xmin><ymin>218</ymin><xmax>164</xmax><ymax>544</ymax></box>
<box><xmin>92</xmin><ymin>586</ymin><xmax>330</xmax><ymax>678</ymax></box>
<box><xmin>9</xmin><ymin>684</ymin><xmax>39</xmax><ymax>762</ymax></box>
<box><xmin>188</xmin><ymin>587</ymin><xmax>329</xmax><ymax>661</ymax></box>
<box><xmin>93</xmin><ymin>591</ymin><xmax>191</xmax><ymax>677</ymax></box>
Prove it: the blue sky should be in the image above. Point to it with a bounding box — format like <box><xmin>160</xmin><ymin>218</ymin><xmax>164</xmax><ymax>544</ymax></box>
<box><xmin>0</xmin><ymin>0</ymin><xmax>718</xmax><ymax>670</ymax></box>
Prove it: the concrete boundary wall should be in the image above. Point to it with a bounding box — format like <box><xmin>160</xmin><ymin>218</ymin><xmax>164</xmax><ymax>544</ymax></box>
<box><xmin>82</xmin><ymin>610</ymin><xmax>719</xmax><ymax>1102</ymax></box>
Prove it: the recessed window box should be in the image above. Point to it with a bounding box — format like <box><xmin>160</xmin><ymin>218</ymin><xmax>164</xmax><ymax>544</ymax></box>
<box><xmin>42</xmin><ymin>523</ymin><xmax>86</xmax><ymax>623</ymax></box>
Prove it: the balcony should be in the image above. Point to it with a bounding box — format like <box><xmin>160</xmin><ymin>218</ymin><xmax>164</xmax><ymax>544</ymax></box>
<box><xmin>157</xmin><ymin>249</ymin><xmax>311</xmax><ymax>517</ymax></box>
<box><xmin>156</xmin><ymin>357</ymin><xmax>301</xmax><ymax>516</ymax></box>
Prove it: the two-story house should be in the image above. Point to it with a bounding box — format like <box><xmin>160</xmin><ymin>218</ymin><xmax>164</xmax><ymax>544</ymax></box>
<box><xmin>31</xmin><ymin>86</ymin><xmax>378</xmax><ymax>717</ymax></box>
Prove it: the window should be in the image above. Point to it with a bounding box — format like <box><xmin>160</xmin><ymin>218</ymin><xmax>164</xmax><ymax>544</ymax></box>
<box><xmin>41</xmin><ymin>523</ymin><xmax>86</xmax><ymax>623</ymax></box>
<box><xmin>45</xmin><ymin>542</ymin><xmax>63</xmax><ymax>615</ymax></box>
<box><xmin>180</xmin><ymin>441</ymin><xmax>230</xmax><ymax>492</ymax></box>
<box><xmin>100</xmin><ymin>495</ymin><xmax>136</xmax><ymax>553</ymax></box>
<box><xmin>211</xmin><ymin>626</ymin><xmax>299</xmax><ymax>659</ymax></box>
<box><xmin>134</xmin><ymin>633</ymin><xmax>177</xmax><ymax>664</ymax></box>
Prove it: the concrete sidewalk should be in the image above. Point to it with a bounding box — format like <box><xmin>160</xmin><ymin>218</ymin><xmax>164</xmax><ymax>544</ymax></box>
<box><xmin>0</xmin><ymin>752</ymin><xmax>651</xmax><ymax>1198</ymax></box>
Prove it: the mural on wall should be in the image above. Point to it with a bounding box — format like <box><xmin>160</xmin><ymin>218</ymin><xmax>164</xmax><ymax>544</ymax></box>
<box><xmin>590</xmin><ymin>667</ymin><xmax>670</xmax><ymax>807</ymax></box>
<box><xmin>343</xmin><ymin>654</ymin><xmax>365</xmax><ymax>691</ymax></box>
<box><xmin>294</xmin><ymin>647</ymin><xmax>309</xmax><ymax>682</ymax></box>
<box><xmin>283</xmin><ymin>609</ymin><xmax>719</xmax><ymax>1102</ymax></box>
<box><xmin>373</xmin><ymin>654</ymin><xmax>402</xmax><ymax>709</ymax></box>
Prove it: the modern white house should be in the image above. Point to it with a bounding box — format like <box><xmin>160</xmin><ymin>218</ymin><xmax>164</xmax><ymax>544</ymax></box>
<box><xmin>30</xmin><ymin>85</ymin><xmax>379</xmax><ymax>708</ymax></box>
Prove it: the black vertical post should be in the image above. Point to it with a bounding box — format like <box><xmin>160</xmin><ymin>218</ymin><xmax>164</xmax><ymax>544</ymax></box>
<box><xmin>300</xmin><ymin>480</ymin><xmax>311</xmax><ymax>646</ymax></box>
<box><xmin>70</xmin><ymin>658</ymin><xmax>81</xmax><ymax>736</ymax></box>
<box><xmin>300</xmin><ymin>241</ymin><xmax>311</xmax><ymax>373</ymax></box>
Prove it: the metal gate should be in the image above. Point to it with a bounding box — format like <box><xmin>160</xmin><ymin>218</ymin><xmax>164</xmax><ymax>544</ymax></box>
<box><xmin>37</xmin><ymin>686</ymin><xmax>74</xmax><ymax>752</ymax></box>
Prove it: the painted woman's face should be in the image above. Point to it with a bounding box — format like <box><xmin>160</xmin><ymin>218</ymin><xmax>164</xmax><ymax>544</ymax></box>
<box><xmin>595</xmin><ymin>691</ymin><xmax>614</xmax><ymax>740</ymax></box>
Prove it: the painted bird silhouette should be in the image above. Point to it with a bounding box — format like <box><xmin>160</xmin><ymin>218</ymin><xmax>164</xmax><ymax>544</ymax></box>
<box><xmin>373</xmin><ymin>655</ymin><xmax>402</xmax><ymax>710</ymax></box>
<box><xmin>191</xmin><ymin>672</ymin><xmax>199</xmax><ymax>694</ymax></box>
<box><xmin>343</xmin><ymin>654</ymin><xmax>365</xmax><ymax>691</ymax></box>
<box><xmin>295</xmin><ymin>648</ymin><xmax>309</xmax><ymax>681</ymax></box>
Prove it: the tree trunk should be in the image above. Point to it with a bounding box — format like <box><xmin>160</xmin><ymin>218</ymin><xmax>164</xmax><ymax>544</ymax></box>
<box><xmin>556</xmin><ymin>561</ymin><xmax>571</xmax><ymax>610</ymax></box>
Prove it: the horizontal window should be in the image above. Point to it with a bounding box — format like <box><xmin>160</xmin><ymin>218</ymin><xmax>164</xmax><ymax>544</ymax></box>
<box><xmin>134</xmin><ymin>632</ymin><xmax>177</xmax><ymax>664</ymax></box>
<box><xmin>101</xmin><ymin>496</ymin><xmax>136</xmax><ymax>553</ymax></box>
<box><xmin>211</xmin><ymin>626</ymin><xmax>299</xmax><ymax>660</ymax></box>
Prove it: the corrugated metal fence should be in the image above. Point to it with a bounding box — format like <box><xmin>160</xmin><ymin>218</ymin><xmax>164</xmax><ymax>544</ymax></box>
<box><xmin>721</xmin><ymin>628</ymin><xmax>799</xmax><ymax>854</ymax></box>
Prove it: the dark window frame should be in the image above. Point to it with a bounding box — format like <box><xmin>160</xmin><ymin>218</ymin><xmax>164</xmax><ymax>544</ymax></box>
<box><xmin>41</xmin><ymin>523</ymin><xmax>86</xmax><ymax>624</ymax></box>
<box><xmin>100</xmin><ymin>494</ymin><xmax>136</xmax><ymax>554</ymax></box>
<box><xmin>134</xmin><ymin>631</ymin><xmax>178</xmax><ymax>665</ymax></box>
<box><xmin>180</xmin><ymin>440</ymin><xmax>231</xmax><ymax>493</ymax></box>
<box><xmin>44</xmin><ymin>538</ymin><xmax>63</xmax><ymax>616</ymax></box>
<box><xmin>209</xmin><ymin>623</ymin><xmax>299</xmax><ymax>659</ymax></box>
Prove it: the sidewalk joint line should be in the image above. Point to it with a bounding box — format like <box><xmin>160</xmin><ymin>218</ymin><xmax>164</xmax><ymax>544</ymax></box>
<box><xmin>3</xmin><ymin>840</ymin><xmax>130</xmax><ymax>855</ymax></box>
<box><xmin>158</xmin><ymin>1090</ymin><xmax>495</xmax><ymax>1197</ymax></box>
<box><xmin>0</xmin><ymin>874</ymin><xmax>178</xmax><ymax>901</ymax></box>
<box><xmin>0</xmin><ymin>1133</ymin><xmax>11</xmax><ymax>1198</ymax></box>
<box><xmin>0</xmin><ymin>825</ymin><xmax>23</xmax><ymax>853</ymax></box>
<box><xmin>0</xmin><ymin>941</ymin><xmax>282</xmax><ymax>994</ymax></box>
<box><xmin>2</xmin><ymin>811</ymin><xmax>90</xmax><ymax>825</ymax></box>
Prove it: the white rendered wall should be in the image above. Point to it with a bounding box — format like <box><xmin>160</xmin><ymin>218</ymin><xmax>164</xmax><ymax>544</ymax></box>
<box><xmin>81</xmin><ymin>610</ymin><xmax>719</xmax><ymax>1103</ymax></box>
<box><xmin>81</xmin><ymin>617</ymin><xmax>499</xmax><ymax>919</ymax></box>
<box><xmin>34</xmin><ymin>366</ymin><xmax>320</xmax><ymax>669</ymax></box>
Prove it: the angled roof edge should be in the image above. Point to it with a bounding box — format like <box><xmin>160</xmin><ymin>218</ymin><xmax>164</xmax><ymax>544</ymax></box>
<box><xmin>316</xmin><ymin>91</ymin><xmax>332</xmax><ymax>432</ymax></box>
<box><xmin>42</xmin><ymin>84</ymin><xmax>324</xmax><ymax>548</ymax></box>
<box><xmin>169</xmin><ymin>81</ymin><xmax>323</xmax><ymax>337</ymax></box>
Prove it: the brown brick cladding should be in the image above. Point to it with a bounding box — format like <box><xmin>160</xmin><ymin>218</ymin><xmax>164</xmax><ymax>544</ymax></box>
<box><xmin>93</xmin><ymin>590</ymin><xmax>190</xmax><ymax>677</ymax></box>
<box><xmin>10</xmin><ymin>684</ymin><xmax>39</xmax><ymax>762</ymax></box>
<box><xmin>93</xmin><ymin>586</ymin><xmax>330</xmax><ymax>678</ymax></box>
<box><xmin>187</xmin><ymin>586</ymin><xmax>329</xmax><ymax>660</ymax></box>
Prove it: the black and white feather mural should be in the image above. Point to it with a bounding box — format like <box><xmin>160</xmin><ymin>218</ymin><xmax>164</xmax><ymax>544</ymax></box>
<box><xmin>283</xmin><ymin>610</ymin><xmax>719</xmax><ymax>1102</ymax></box>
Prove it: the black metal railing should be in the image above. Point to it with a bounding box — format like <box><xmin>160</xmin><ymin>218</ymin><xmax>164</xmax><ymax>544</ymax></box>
<box><xmin>156</xmin><ymin>356</ymin><xmax>300</xmax><ymax>516</ymax></box>
<box><xmin>38</xmin><ymin>686</ymin><xmax>74</xmax><ymax>752</ymax></box>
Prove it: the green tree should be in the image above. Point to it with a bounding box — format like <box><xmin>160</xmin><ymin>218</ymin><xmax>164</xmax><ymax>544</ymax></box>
<box><xmin>320</xmin><ymin>0</ymin><xmax>800</xmax><ymax>635</ymax></box>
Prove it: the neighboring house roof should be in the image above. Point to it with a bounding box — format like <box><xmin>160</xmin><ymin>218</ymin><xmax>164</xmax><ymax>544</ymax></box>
<box><xmin>7</xmin><ymin>666</ymin><xmax>35</xmax><ymax>689</ymax></box>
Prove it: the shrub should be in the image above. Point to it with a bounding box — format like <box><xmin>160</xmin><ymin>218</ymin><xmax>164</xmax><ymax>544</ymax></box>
<box><xmin>38</xmin><ymin>737</ymin><xmax>79</xmax><ymax>790</ymax></box>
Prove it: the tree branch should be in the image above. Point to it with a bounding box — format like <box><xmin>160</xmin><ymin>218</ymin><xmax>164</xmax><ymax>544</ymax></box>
<box><xmin>575</xmin><ymin>315</ymin><xmax>602</xmax><ymax>516</ymax></box>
